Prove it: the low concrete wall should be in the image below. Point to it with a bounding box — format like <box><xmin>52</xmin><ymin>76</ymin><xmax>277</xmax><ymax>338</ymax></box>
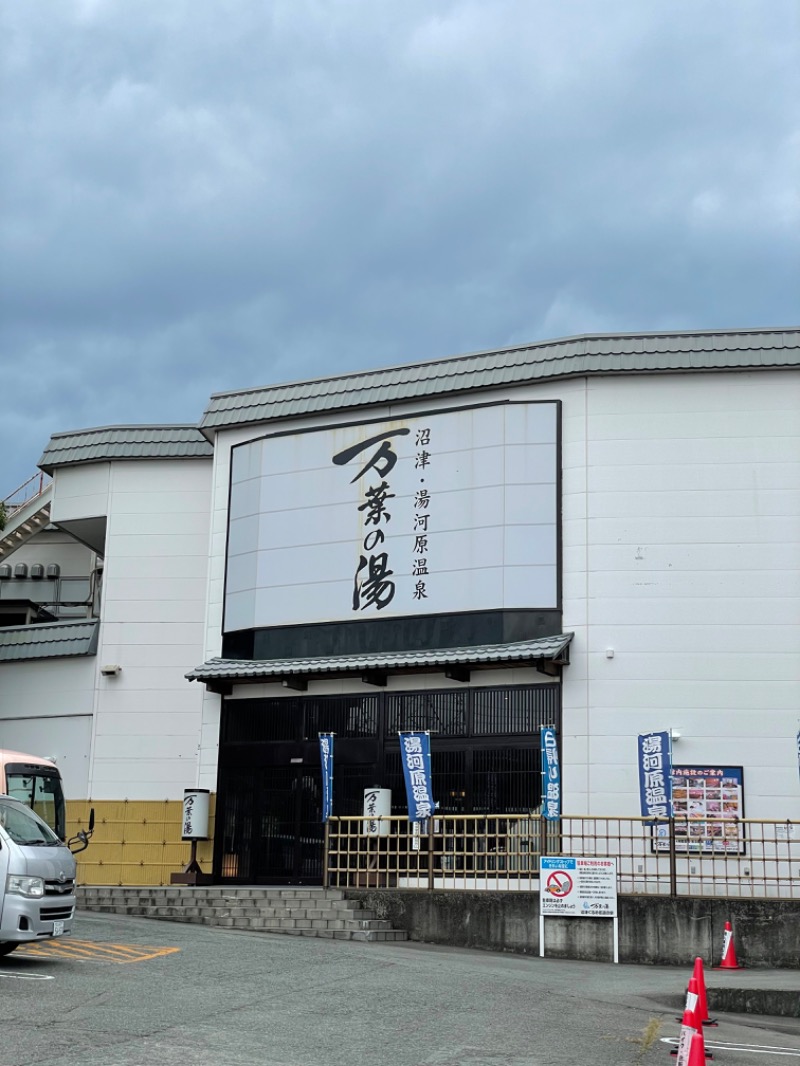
<box><xmin>345</xmin><ymin>890</ymin><xmax>800</xmax><ymax>968</ymax></box>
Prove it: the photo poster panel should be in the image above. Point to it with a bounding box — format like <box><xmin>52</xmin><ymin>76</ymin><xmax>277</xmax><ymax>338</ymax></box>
<box><xmin>653</xmin><ymin>766</ymin><xmax>745</xmax><ymax>855</ymax></box>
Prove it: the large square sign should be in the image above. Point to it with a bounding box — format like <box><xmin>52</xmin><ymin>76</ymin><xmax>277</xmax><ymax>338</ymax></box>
<box><xmin>224</xmin><ymin>401</ymin><xmax>559</xmax><ymax>631</ymax></box>
<box><xmin>540</xmin><ymin>857</ymin><xmax>618</xmax><ymax>917</ymax></box>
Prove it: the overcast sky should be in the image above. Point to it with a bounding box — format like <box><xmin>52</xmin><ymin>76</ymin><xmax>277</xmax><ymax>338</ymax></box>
<box><xmin>1</xmin><ymin>0</ymin><xmax>798</xmax><ymax>496</ymax></box>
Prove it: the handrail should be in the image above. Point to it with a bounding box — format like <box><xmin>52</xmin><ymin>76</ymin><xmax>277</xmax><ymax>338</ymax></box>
<box><xmin>2</xmin><ymin>472</ymin><xmax>49</xmax><ymax>511</ymax></box>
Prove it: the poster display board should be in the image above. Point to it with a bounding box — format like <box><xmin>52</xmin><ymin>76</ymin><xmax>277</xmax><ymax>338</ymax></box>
<box><xmin>654</xmin><ymin>766</ymin><xmax>745</xmax><ymax>855</ymax></box>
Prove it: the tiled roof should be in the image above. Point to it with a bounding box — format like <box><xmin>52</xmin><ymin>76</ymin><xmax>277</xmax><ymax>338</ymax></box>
<box><xmin>186</xmin><ymin>634</ymin><xmax>573</xmax><ymax>683</ymax></box>
<box><xmin>39</xmin><ymin>426</ymin><xmax>213</xmax><ymax>473</ymax></box>
<box><xmin>199</xmin><ymin>328</ymin><xmax>800</xmax><ymax>435</ymax></box>
<box><xmin>0</xmin><ymin>619</ymin><xmax>99</xmax><ymax>662</ymax></box>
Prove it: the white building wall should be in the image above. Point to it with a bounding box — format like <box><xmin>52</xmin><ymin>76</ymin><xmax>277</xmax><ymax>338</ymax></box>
<box><xmin>88</xmin><ymin>458</ymin><xmax>212</xmax><ymax>800</ymax></box>
<box><xmin>0</xmin><ymin>657</ymin><xmax>95</xmax><ymax>798</ymax></box>
<box><xmin>564</xmin><ymin>370</ymin><xmax>800</xmax><ymax>818</ymax></box>
<box><xmin>199</xmin><ymin>369</ymin><xmax>800</xmax><ymax>819</ymax></box>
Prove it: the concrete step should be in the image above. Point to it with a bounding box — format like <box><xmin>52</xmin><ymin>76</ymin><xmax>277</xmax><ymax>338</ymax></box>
<box><xmin>77</xmin><ymin>887</ymin><xmax>407</xmax><ymax>943</ymax></box>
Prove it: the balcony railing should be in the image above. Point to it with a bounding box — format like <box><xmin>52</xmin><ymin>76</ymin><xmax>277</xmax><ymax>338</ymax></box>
<box><xmin>324</xmin><ymin>814</ymin><xmax>800</xmax><ymax>899</ymax></box>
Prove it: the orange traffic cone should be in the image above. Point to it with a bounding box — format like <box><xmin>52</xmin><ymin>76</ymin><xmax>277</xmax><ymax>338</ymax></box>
<box><xmin>672</xmin><ymin>1004</ymin><xmax>697</xmax><ymax>1065</ymax></box>
<box><xmin>692</xmin><ymin>956</ymin><xmax>717</xmax><ymax>1026</ymax></box>
<box><xmin>687</xmin><ymin>1031</ymin><xmax>708</xmax><ymax>1066</ymax></box>
<box><xmin>715</xmin><ymin>920</ymin><xmax>743</xmax><ymax>970</ymax></box>
<box><xmin>673</xmin><ymin>979</ymin><xmax>714</xmax><ymax>1060</ymax></box>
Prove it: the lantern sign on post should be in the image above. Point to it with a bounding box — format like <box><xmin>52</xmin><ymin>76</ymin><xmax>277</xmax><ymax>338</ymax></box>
<box><xmin>171</xmin><ymin>788</ymin><xmax>212</xmax><ymax>885</ymax></box>
<box><xmin>363</xmin><ymin>787</ymin><xmax>392</xmax><ymax>836</ymax></box>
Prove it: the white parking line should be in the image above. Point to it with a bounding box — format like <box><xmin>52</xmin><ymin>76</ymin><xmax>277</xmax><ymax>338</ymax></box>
<box><xmin>661</xmin><ymin>1037</ymin><xmax>800</xmax><ymax>1057</ymax></box>
<box><xmin>0</xmin><ymin>972</ymin><xmax>55</xmax><ymax>981</ymax></box>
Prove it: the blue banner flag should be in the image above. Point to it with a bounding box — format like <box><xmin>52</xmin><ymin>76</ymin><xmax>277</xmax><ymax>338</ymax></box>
<box><xmin>637</xmin><ymin>731</ymin><xmax>672</xmax><ymax>820</ymax></box>
<box><xmin>399</xmin><ymin>731</ymin><xmax>436</xmax><ymax>821</ymax></box>
<box><xmin>541</xmin><ymin>727</ymin><xmax>561</xmax><ymax>820</ymax></box>
<box><xmin>319</xmin><ymin>733</ymin><xmax>334</xmax><ymax>823</ymax></box>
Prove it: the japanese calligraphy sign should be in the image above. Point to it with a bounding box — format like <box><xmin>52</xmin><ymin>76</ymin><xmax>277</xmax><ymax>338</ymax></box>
<box><xmin>181</xmin><ymin>789</ymin><xmax>210</xmax><ymax>840</ymax></box>
<box><xmin>319</xmin><ymin>733</ymin><xmax>334</xmax><ymax>823</ymax></box>
<box><xmin>541</xmin><ymin>727</ymin><xmax>561</xmax><ymax>821</ymax></box>
<box><xmin>637</xmin><ymin>731</ymin><xmax>672</xmax><ymax>821</ymax></box>
<box><xmin>224</xmin><ymin>401</ymin><xmax>559</xmax><ymax>631</ymax></box>
<box><xmin>399</xmin><ymin>731</ymin><xmax>436</xmax><ymax>822</ymax></box>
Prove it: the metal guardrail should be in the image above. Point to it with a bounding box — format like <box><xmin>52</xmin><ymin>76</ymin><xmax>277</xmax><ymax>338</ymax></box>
<box><xmin>324</xmin><ymin>814</ymin><xmax>800</xmax><ymax>899</ymax></box>
<box><xmin>2</xmin><ymin>472</ymin><xmax>49</xmax><ymax>512</ymax></box>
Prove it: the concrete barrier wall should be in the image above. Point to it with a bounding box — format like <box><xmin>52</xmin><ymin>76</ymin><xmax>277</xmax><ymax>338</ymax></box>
<box><xmin>345</xmin><ymin>890</ymin><xmax>800</xmax><ymax>968</ymax></box>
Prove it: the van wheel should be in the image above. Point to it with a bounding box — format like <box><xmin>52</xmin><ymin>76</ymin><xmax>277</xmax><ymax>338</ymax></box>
<box><xmin>0</xmin><ymin>943</ymin><xmax>19</xmax><ymax>956</ymax></box>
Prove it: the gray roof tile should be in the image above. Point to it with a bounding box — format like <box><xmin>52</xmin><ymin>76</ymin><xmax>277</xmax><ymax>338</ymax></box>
<box><xmin>186</xmin><ymin>634</ymin><xmax>573</xmax><ymax>683</ymax></box>
<box><xmin>199</xmin><ymin>328</ymin><xmax>799</xmax><ymax>435</ymax></box>
<box><xmin>39</xmin><ymin>425</ymin><xmax>213</xmax><ymax>473</ymax></box>
<box><xmin>0</xmin><ymin>619</ymin><xmax>99</xmax><ymax>662</ymax></box>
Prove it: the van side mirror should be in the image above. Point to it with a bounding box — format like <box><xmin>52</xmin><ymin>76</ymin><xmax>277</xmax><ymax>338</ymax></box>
<box><xmin>68</xmin><ymin>807</ymin><xmax>95</xmax><ymax>855</ymax></box>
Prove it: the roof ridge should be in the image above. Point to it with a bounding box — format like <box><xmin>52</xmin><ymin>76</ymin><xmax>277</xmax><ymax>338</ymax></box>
<box><xmin>205</xmin><ymin>326</ymin><xmax>800</xmax><ymax>403</ymax></box>
<box><xmin>47</xmin><ymin>424</ymin><xmax>206</xmax><ymax>441</ymax></box>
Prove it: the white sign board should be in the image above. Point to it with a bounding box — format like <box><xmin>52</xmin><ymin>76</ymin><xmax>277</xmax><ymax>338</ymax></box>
<box><xmin>225</xmin><ymin>401</ymin><xmax>558</xmax><ymax>631</ymax></box>
<box><xmin>540</xmin><ymin>857</ymin><xmax>618</xmax><ymax>917</ymax></box>
<box><xmin>539</xmin><ymin>857</ymin><xmax>619</xmax><ymax>963</ymax></box>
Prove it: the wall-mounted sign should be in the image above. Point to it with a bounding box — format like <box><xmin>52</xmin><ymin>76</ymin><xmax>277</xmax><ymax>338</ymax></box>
<box><xmin>224</xmin><ymin>401</ymin><xmax>559</xmax><ymax>632</ymax></box>
<box><xmin>654</xmin><ymin>766</ymin><xmax>745</xmax><ymax>855</ymax></box>
<box><xmin>674</xmin><ymin>765</ymin><xmax>744</xmax><ymax>854</ymax></box>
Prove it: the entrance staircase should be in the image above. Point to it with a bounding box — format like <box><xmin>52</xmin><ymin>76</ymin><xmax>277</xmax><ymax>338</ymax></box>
<box><xmin>77</xmin><ymin>886</ymin><xmax>407</xmax><ymax>943</ymax></box>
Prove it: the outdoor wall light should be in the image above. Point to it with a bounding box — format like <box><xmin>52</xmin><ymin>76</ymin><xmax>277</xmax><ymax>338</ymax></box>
<box><xmin>100</xmin><ymin>664</ymin><xmax>122</xmax><ymax>677</ymax></box>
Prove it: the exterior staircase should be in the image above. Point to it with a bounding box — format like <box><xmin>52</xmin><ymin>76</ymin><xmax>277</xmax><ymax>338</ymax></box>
<box><xmin>0</xmin><ymin>477</ymin><xmax>52</xmax><ymax>558</ymax></box>
<box><xmin>77</xmin><ymin>886</ymin><xmax>407</xmax><ymax>942</ymax></box>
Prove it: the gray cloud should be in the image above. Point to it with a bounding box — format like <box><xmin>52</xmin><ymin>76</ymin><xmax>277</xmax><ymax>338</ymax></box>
<box><xmin>1</xmin><ymin>0</ymin><xmax>798</xmax><ymax>493</ymax></box>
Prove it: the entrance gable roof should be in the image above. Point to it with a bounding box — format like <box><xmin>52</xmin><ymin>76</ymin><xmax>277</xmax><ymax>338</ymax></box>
<box><xmin>186</xmin><ymin>633</ymin><xmax>573</xmax><ymax>691</ymax></box>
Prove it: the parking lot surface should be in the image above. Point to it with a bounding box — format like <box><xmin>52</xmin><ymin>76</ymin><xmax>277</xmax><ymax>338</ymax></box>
<box><xmin>1</xmin><ymin>911</ymin><xmax>798</xmax><ymax>1066</ymax></box>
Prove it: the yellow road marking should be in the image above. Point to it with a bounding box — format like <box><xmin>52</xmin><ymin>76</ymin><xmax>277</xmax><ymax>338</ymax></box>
<box><xmin>17</xmin><ymin>939</ymin><xmax>180</xmax><ymax>963</ymax></box>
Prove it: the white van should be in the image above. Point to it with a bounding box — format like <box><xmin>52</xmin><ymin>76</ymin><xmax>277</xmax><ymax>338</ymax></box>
<box><xmin>0</xmin><ymin>794</ymin><xmax>77</xmax><ymax>957</ymax></box>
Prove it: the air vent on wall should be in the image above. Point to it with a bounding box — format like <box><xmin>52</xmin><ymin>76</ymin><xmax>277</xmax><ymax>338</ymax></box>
<box><xmin>46</xmin><ymin>563</ymin><xmax>60</xmax><ymax>579</ymax></box>
<box><xmin>30</xmin><ymin>563</ymin><xmax>44</xmax><ymax>580</ymax></box>
<box><xmin>14</xmin><ymin>563</ymin><xmax>28</xmax><ymax>579</ymax></box>
<box><xmin>0</xmin><ymin>564</ymin><xmax>11</xmax><ymax>580</ymax></box>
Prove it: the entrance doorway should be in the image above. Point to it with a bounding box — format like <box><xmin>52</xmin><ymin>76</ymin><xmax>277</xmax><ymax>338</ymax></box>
<box><xmin>214</xmin><ymin>684</ymin><xmax>560</xmax><ymax>884</ymax></box>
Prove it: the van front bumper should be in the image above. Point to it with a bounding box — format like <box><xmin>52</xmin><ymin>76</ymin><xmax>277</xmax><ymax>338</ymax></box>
<box><xmin>0</xmin><ymin>893</ymin><xmax>76</xmax><ymax>943</ymax></box>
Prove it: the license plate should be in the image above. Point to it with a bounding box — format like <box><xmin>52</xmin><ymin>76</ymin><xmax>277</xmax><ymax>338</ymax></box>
<box><xmin>52</xmin><ymin>921</ymin><xmax>65</xmax><ymax>937</ymax></box>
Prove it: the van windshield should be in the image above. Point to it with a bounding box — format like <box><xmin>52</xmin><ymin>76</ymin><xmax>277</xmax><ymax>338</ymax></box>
<box><xmin>0</xmin><ymin>799</ymin><xmax>62</xmax><ymax>846</ymax></box>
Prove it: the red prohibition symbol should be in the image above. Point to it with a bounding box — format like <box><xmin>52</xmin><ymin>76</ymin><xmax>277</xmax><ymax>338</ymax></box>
<box><xmin>546</xmin><ymin>870</ymin><xmax>573</xmax><ymax>897</ymax></box>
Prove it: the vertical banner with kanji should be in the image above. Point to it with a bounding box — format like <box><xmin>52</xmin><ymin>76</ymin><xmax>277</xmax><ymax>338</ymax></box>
<box><xmin>637</xmin><ymin>731</ymin><xmax>673</xmax><ymax>820</ymax></box>
<box><xmin>541</xmin><ymin>727</ymin><xmax>561</xmax><ymax>820</ymax></box>
<box><xmin>319</xmin><ymin>733</ymin><xmax>334</xmax><ymax>823</ymax></box>
<box><xmin>399</xmin><ymin>731</ymin><xmax>436</xmax><ymax>821</ymax></box>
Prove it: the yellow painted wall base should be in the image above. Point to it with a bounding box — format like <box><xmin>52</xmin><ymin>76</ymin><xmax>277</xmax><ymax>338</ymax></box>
<box><xmin>66</xmin><ymin>798</ymin><xmax>216</xmax><ymax>886</ymax></box>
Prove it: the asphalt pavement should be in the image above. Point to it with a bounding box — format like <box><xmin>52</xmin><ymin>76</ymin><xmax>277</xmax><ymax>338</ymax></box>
<box><xmin>0</xmin><ymin>910</ymin><xmax>797</xmax><ymax>1066</ymax></box>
